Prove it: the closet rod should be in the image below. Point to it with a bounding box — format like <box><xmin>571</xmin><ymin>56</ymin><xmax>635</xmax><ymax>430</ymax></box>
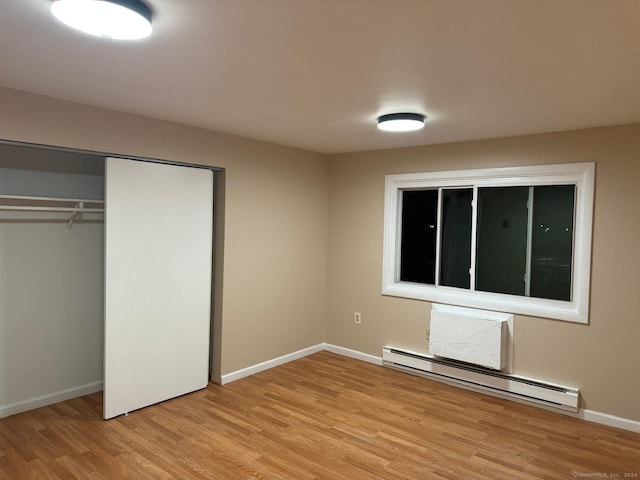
<box><xmin>0</xmin><ymin>206</ymin><xmax>103</xmax><ymax>213</ymax></box>
<box><xmin>0</xmin><ymin>194</ymin><xmax>104</xmax><ymax>204</ymax></box>
<box><xmin>0</xmin><ymin>195</ymin><xmax>104</xmax><ymax>230</ymax></box>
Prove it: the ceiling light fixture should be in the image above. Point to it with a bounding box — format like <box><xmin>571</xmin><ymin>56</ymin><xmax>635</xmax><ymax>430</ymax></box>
<box><xmin>377</xmin><ymin>113</ymin><xmax>426</xmax><ymax>132</ymax></box>
<box><xmin>51</xmin><ymin>0</ymin><xmax>153</xmax><ymax>40</ymax></box>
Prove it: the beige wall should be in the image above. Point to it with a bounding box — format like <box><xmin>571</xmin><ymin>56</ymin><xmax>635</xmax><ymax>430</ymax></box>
<box><xmin>326</xmin><ymin>124</ymin><xmax>640</xmax><ymax>421</ymax></box>
<box><xmin>0</xmin><ymin>87</ymin><xmax>328</xmax><ymax>378</ymax></box>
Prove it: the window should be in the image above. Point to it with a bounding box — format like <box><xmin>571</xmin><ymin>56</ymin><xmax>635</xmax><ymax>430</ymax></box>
<box><xmin>382</xmin><ymin>163</ymin><xmax>595</xmax><ymax>323</ymax></box>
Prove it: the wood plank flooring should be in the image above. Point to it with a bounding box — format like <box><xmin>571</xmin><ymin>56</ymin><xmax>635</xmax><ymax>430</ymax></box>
<box><xmin>1</xmin><ymin>351</ymin><xmax>638</xmax><ymax>479</ymax></box>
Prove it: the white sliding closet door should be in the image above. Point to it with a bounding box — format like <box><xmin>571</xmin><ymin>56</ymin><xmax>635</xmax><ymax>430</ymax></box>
<box><xmin>104</xmin><ymin>157</ymin><xmax>213</xmax><ymax>419</ymax></box>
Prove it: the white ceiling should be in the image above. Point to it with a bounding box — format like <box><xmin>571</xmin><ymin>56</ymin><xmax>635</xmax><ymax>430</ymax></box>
<box><xmin>1</xmin><ymin>0</ymin><xmax>640</xmax><ymax>154</ymax></box>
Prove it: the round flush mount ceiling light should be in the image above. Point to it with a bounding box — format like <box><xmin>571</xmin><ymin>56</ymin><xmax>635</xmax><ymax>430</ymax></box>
<box><xmin>51</xmin><ymin>0</ymin><xmax>153</xmax><ymax>40</ymax></box>
<box><xmin>377</xmin><ymin>113</ymin><xmax>426</xmax><ymax>132</ymax></box>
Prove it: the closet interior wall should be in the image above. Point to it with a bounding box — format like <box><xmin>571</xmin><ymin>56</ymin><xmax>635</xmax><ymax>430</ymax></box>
<box><xmin>0</xmin><ymin>143</ymin><xmax>105</xmax><ymax>418</ymax></box>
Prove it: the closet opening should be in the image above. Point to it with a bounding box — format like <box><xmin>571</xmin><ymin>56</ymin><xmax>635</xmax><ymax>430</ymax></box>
<box><xmin>0</xmin><ymin>139</ymin><xmax>222</xmax><ymax>420</ymax></box>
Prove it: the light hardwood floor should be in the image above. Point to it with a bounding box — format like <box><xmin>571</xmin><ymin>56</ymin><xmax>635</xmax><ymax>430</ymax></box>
<box><xmin>1</xmin><ymin>351</ymin><xmax>638</xmax><ymax>479</ymax></box>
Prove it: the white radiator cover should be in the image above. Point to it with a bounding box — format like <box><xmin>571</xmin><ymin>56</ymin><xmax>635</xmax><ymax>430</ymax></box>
<box><xmin>429</xmin><ymin>304</ymin><xmax>512</xmax><ymax>370</ymax></box>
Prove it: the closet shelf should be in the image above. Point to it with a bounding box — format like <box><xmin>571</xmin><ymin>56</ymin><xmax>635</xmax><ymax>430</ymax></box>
<box><xmin>0</xmin><ymin>195</ymin><xmax>104</xmax><ymax>230</ymax></box>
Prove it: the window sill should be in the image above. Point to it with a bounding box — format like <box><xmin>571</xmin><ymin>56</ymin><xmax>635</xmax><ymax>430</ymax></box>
<box><xmin>382</xmin><ymin>281</ymin><xmax>588</xmax><ymax>324</ymax></box>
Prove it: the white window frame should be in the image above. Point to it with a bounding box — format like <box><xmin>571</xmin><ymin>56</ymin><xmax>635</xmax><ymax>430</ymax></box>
<box><xmin>382</xmin><ymin>162</ymin><xmax>595</xmax><ymax>324</ymax></box>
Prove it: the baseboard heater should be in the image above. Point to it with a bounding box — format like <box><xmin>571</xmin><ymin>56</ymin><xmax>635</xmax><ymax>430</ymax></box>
<box><xmin>382</xmin><ymin>346</ymin><xmax>579</xmax><ymax>413</ymax></box>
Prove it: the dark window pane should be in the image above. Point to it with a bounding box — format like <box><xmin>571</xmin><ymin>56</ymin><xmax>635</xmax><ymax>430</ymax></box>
<box><xmin>476</xmin><ymin>187</ymin><xmax>528</xmax><ymax>295</ymax></box>
<box><xmin>440</xmin><ymin>188</ymin><xmax>472</xmax><ymax>288</ymax></box>
<box><xmin>400</xmin><ymin>190</ymin><xmax>437</xmax><ymax>284</ymax></box>
<box><xmin>530</xmin><ymin>185</ymin><xmax>575</xmax><ymax>301</ymax></box>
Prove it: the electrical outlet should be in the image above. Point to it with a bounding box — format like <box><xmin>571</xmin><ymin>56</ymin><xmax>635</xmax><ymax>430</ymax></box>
<box><xmin>425</xmin><ymin>327</ymin><xmax>430</xmax><ymax>341</ymax></box>
<box><xmin>354</xmin><ymin>312</ymin><xmax>362</xmax><ymax>325</ymax></box>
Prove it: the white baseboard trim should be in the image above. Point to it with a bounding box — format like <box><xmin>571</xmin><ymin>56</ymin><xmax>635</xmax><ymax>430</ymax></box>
<box><xmin>0</xmin><ymin>380</ymin><xmax>103</xmax><ymax>419</ymax></box>
<box><xmin>220</xmin><ymin>343</ymin><xmax>382</xmax><ymax>385</ymax></box>
<box><xmin>220</xmin><ymin>344</ymin><xmax>325</xmax><ymax>385</ymax></box>
<box><xmin>322</xmin><ymin>343</ymin><xmax>383</xmax><ymax>366</ymax></box>
<box><xmin>579</xmin><ymin>409</ymin><xmax>640</xmax><ymax>433</ymax></box>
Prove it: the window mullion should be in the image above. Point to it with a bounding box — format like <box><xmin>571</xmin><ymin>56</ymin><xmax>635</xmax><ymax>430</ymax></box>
<box><xmin>435</xmin><ymin>188</ymin><xmax>442</xmax><ymax>286</ymax></box>
<box><xmin>394</xmin><ymin>189</ymin><xmax>403</xmax><ymax>283</ymax></box>
<box><xmin>469</xmin><ymin>186</ymin><xmax>478</xmax><ymax>291</ymax></box>
<box><xmin>525</xmin><ymin>186</ymin><xmax>534</xmax><ymax>297</ymax></box>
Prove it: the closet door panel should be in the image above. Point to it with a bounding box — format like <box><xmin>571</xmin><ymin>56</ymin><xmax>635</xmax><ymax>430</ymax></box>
<box><xmin>104</xmin><ymin>158</ymin><xmax>212</xmax><ymax>419</ymax></box>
